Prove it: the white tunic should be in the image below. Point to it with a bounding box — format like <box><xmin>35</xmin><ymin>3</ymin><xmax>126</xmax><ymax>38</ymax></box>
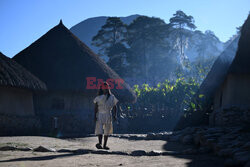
<box><xmin>93</xmin><ymin>94</ymin><xmax>119</xmax><ymax>135</ymax></box>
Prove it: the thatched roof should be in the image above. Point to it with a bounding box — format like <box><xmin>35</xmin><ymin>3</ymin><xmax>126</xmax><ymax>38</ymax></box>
<box><xmin>13</xmin><ymin>20</ymin><xmax>136</xmax><ymax>103</ymax></box>
<box><xmin>0</xmin><ymin>52</ymin><xmax>46</xmax><ymax>90</ymax></box>
<box><xmin>196</xmin><ymin>36</ymin><xmax>240</xmax><ymax>104</ymax></box>
<box><xmin>175</xmin><ymin>33</ymin><xmax>240</xmax><ymax>130</ymax></box>
<box><xmin>228</xmin><ymin>15</ymin><xmax>250</xmax><ymax>74</ymax></box>
<box><xmin>196</xmin><ymin>15</ymin><xmax>250</xmax><ymax>104</ymax></box>
<box><xmin>175</xmin><ymin>16</ymin><xmax>250</xmax><ymax>129</ymax></box>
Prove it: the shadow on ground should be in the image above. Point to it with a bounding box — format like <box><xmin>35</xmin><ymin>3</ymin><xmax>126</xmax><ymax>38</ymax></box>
<box><xmin>0</xmin><ymin>153</ymin><xmax>76</xmax><ymax>162</ymax></box>
<box><xmin>162</xmin><ymin>141</ymin><xmax>225</xmax><ymax>167</ymax></box>
<box><xmin>0</xmin><ymin>137</ymin><xmax>225</xmax><ymax>167</ymax></box>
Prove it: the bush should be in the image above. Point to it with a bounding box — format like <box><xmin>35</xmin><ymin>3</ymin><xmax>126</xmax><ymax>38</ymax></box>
<box><xmin>118</xmin><ymin>77</ymin><xmax>205</xmax><ymax>132</ymax></box>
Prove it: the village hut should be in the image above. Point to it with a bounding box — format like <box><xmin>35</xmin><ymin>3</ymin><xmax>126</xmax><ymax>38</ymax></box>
<box><xmin>198</xmin><ymin>36</ymin><xmax>240</xmax><ymax>112</ymax></box>
<box><xmin>179</xmin><ymin>15</ymin><xmax>250</xmax><ymax>128</ymax></box>
<box><xmin>209</xmin><ymin>15</ymin><xmax>250</xmax><ymax>126</ymax></box>
<box><xmin>0</xmin><ymin>52</ymin><xmax>46</xmax><ymax>135</ymax></box>
<box><xmin>13</xmin><ymin>20</ymin><xmax>136</xmax><ymax>135</ymax></box>
<box><xmin>174</xmin><ymin>34</ymin><xmax>240</xmax><ymax>129</ymax></box>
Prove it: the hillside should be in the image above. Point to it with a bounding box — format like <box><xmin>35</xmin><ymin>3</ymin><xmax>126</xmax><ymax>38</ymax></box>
<box><xmin>70</xmin><ymin>15</ymin><xmax>140</xmax><ymax>54</ymax></box>
<box><xmin>70</xmin><ymin>15</ymin><xmax>224</xmax><ymax>63</ymax></box>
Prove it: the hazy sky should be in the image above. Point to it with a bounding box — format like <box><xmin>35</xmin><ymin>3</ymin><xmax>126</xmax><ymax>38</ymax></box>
<box><xmin>0</xmin><ymin>0</ymin><xmax>249</xmax><ymax>57</ymax></box>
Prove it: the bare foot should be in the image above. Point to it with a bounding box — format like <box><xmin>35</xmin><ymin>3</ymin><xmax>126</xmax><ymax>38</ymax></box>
<box><xmin>103</xmin><ymin>146</ymin><xmax>110</xmax><ymax>150</ymax></box>
<box><xmin>95</xmin><ymin>143</ymin><xmax>102</xmax><ymax>149</ymax></box>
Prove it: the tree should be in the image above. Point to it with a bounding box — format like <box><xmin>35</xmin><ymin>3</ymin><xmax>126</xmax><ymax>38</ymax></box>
<box><xmin>187</xmin><ymin>30</ymin><xmax>220</xmax><ymax>83</ymax></box>
<box><xmin>126</xmin><ymin>16</ymin><xmax>171</xmax><ymax>81</ymax></box>
<box><xmin>106</xmin><ymin>43</ymin><xmax>128</xmax><ymax>75</ymax></box>
<box><xmin>121</xmin><ymin>77</ymin><xmax>200</xmax><ymax>132</ymax></box>
<box><xmin>92</xmin><ymin>17</ymin><xmax>127</xmax><ymax>75</ymax></box>
<box><xmin>236</xmin><ymin>26</ymin><xmax>242</xmax><ymax>34</ymax></box>
<box><xmin>189</xmin><ymin>56</ymin><xmax>216</xmax><ymax>84</ymax></box>
<box><xmin>195</xmin><ymin>30</ymin><xmax>220</xmax><ymax>59</ymax></box>
<box><xmin>169</xmin><ymin>10</ymin><xmax>196</xmax><ymax>67</ymax></box>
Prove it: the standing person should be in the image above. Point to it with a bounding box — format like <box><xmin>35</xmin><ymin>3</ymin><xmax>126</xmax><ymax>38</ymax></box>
<box><xmin>94</xmin><ymin>82</ymin><xmax>119</xmax><ymax>150</ymax></box>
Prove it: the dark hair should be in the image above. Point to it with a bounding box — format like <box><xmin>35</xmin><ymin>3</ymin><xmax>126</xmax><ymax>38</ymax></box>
<box><xmin>97</xmin><ymin>82</ymin><xmax>111</xmax><ymax>100</ymax></box>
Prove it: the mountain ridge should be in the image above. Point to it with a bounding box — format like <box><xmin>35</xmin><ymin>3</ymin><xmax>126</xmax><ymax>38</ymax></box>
<box><xmin>70</xmin><ymin>15</ymin><xmax>225</xmax><ymax>62</ymax></box>
<box><xmin>70</xmin><ymin>15</ymin><xmax>140</xmax><ymax>54</ymax></box>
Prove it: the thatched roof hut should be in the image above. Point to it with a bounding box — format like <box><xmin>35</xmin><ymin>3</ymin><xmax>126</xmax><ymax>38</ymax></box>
<box><xmin>197</xmin><ymin>15</ymin><xmax>250</xmax><ymax>109</ymax></box>
<box><xmin>177</xmin><ymin>15</ymin><xmax>250</xmax><ymax>128</ymax></box>
<box><xmin>174</xmin><ymin>36</ymin><xmax>240</xmax><ymax>129</ymax></box>
<box><xmin>196</xmin><ymin>36</ymin><xmax>240</xmax><ymax>107</ymax></box>
<box><xmin>208</xmin><ymin>15</ymin><xmax>250</xmax><ymax>126</ymax></box>
<box><xmin>13</xmin><ymin>20</ymin><xmax>136</xmax><ymax>103</ymax></box>
<box><xmin>0</xmin><ymin>52</ymin><xmax>46</xmax><ymax>135</ymax></box>
<box><xmin>228</xmin><ymin>15</ymin><xmax>250</xmax><ymax>75</ymax></box>
<box><xmin>0</xmin><ymin>52</ymin><xmax>46</xmax><ymax>90</ymax></box>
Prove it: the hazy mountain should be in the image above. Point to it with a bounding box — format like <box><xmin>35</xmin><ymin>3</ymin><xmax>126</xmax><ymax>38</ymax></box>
<box><xmin>70</xmin><ymin>15</ymin><xmax>224</xmax><ymax>62</ymax></box>
<box><xmin>70</xmin><ymin>15</ymin><xmax>226</xmax><ymax>85</ymax></box>
<box><xmin>186</xmin><ymin>30</ymin><xmax>225</xmax><ymax>62</ymax></box>
<box><xmin>70</xmin><ymin>15</ymin><xmax>140</xmax><ymax>54</ymax></box>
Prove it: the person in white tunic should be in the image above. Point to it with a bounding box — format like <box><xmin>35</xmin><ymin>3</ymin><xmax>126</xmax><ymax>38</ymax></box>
<box><xmin>93</xmin><ymin>82</ymin><xmax>118</xmax><ymax>150</ymax></box>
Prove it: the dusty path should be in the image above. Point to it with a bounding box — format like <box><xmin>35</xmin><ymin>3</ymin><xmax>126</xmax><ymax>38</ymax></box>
<box><xmin>0</xmin><ymin>136</ymin><xmax>225</xmax><ymax>167</ymax></box>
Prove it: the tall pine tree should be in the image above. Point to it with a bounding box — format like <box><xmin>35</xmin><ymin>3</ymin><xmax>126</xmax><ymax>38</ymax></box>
<box><xmin>127</xmin><ymin>16</ymin><xmax>171</xmax><ymax>81</ymax></box>
<box><xmin>92</xmin><ymin>17</ymin><xmax>127</xmax><ymax>75</ymax></box>
<box><xmin>169</xmin><ymin>10</ymin><xmax>196</xmax><ymax>67</ymax></box>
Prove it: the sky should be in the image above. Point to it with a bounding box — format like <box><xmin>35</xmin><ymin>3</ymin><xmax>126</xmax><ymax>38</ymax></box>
<box><xmin>0</xmin><ymin>0</ymin><xmax>249</xmax><ymax>58</ymax></box>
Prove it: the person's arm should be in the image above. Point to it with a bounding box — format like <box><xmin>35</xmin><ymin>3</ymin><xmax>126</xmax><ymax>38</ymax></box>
<box><xmin>113</xmin><ymin>105</ymin><xmax>117</xmax><ymax>121</ymax></box>
<box><xmin>94</xmin><ymin>103</ymin><xmax>98</xmax><ymax>121</ymax></box>
<box><xmin>112</xmin><ymin>95</ymin><xmax>118</xmax><ymax>122</ymax></box>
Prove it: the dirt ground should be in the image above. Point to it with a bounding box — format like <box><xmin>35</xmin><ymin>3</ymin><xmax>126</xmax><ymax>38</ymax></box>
<box><xmin>0</xmin><ymin>136</ymin><xmax>225</xmax><ymax>167</ymax></box>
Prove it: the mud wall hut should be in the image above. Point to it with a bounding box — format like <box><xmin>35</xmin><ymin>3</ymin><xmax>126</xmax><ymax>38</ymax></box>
<box><xmin>0</xmin><ymin>52</ymin><xmax>46</xmax><ymax>135</ymax></box>
<box><xmin>200</xmin><ymin>36</ymin><xmax>240</xmax><ymax>113</ymax></box>
<box><xmin>13</xmin><ymin>20</ymin><xmax>136</xmax><ymax>135</ymax></box>
<box><xmin>174</xmin><ymin>35</ymin><xmax>240</xmax><ymax>130</ymax></box>
<box><xmin>210</xmin><ymin>15</ymin><xmax>250</xmax><ymax>126</ymax></box>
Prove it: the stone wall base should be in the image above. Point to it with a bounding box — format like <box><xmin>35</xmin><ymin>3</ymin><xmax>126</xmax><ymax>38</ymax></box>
<box><xmin>0</xmin><ymin>114</ymin><xmax>41</xmax><ymax>136</ymax></box>
<box><xmin>209</xmin><ymin>107</ymin><xmax>250</xmax><ymax>126</ymax></box>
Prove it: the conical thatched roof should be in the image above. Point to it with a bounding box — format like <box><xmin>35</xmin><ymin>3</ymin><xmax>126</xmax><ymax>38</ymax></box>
<box><xmin>175</xmin><ymin>32</ymin><xmax>240</xmax><ymax>130</ymax></box>
<box><xmin>228</xmin><ymin>15</ymin><xmax>250</xmax><ymax>74</ymax></box>
<box><xmin>0</xmin><ymin>52</ymin><xmax>46</xmax><ymax>90</ymax></box>
<box><xmin>197</xmin><ymin>36</ymin><xmax>240</xmax><ymax>103</ymax></box>
<box><xmin>175</xmin><ymin>16</ymin><xmax>250</xmax><ymax>129</ymax></box>
<box><xmin>196</xmin><ymin>15</ymin><xmax>250</xmax><ymax>105</ymax></box>
<box><xmin>13</xmin><ymin>20</ymin><xmax>136</xmax><ymax>102</ymax></box>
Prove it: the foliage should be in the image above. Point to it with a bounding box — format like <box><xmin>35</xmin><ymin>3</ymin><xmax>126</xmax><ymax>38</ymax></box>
<box><xmin>188</xmin><ymin>55</ymin><xmax>217</xmax><ymax>84</ymax></box>
<box><xmin>92</xmin><ymin>17</ymin><xmax>127</xmax><ymax>75</ymax></box>
<box><xmin>126</xmin><ymin>16</ymin><xmax>173</xmax><ymax>79</ymax></box>
<box><xmin>118</xmin><ymin>77</ymin><xmax>205</xmax><ymax>132</ymax></box>
<box><xmin>125</xmin><ymin>78</ymin><xmax>201</xmax><ymax>118</ymax></box>
<box><xmin>106</xmin><ymin>43</ymin><xmax>128</xmax><ymax>76</ymax></box>
<box><xmin>92</xmin><ymin>17</ymin><xmax>127</xmax><ymax>49</ymax></box>
<box><xmin>169</xmin><ymin>10</ymin><xmax>196</xmax><ymax>29</ymax></box>
<box><xmin>169</xmin><ymin>10</ymin><xmax>196</xmax><ymax>67</ymax></box>
<box><xmin>92</xmin><ymin>11</ymin><xmax>222</xmax><ymax>85</ymax></box>
<box><xmin>195</xmin><ymin>30</ymin><xmax>221</xmax><ymax>58</ymax></box>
